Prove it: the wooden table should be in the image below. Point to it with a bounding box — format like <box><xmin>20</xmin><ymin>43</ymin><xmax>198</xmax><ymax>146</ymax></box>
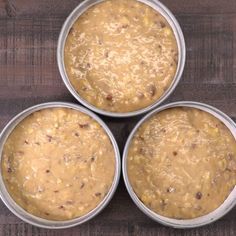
<box><xmin>0</xmin><ymin>0</ymin><xmax>235</xmax><ymax>235</ymax></box>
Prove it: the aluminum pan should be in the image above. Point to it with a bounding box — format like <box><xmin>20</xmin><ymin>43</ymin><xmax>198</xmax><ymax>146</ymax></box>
<box><xmin>122</xmin><ymin>101</ymin><xmax>236</xmax><ymax>228</ymax></box>
<box><xmin>57</xmin><ymin>0</ymin><xmax>186</xmax><ymax>117</ymax></box>
<box><xmin>0</xmin><ymin>102</ymin><xmax>121</xmax><ymax>229</ymax></box>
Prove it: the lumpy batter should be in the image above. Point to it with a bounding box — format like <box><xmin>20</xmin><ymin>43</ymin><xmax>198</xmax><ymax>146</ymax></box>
<box><xmin>2</xmin><ymin>108</ymin><xmax>115</xmax><ymax>220</ymax></box>
<box><xmin>64</xmin><ymin>0</ymin><xmax>178</xmax><ymax>113</ymax></box>
<box><xmin>127</xmin><ymin>108</ymin><xmax>236</xmax><ymax>219</ymax></box>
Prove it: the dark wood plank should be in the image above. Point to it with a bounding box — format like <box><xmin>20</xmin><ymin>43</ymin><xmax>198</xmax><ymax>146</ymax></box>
<box><xmin>0</xmin><ymin>0</ymin><xmax>235</xmax><ymax>235</ymax></box>
<box><xmin>1</xmin><ymin>0</ymin><xmax>236</xmax><ymax>18</ymax></box>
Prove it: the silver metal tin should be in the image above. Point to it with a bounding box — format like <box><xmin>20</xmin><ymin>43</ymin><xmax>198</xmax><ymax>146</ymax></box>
<box><xmin>122</xmin><ymin>101</ymin><xmax>236</xmax><ymax>228</ymax></box>
<box><xmin>0</xmin><ymin>102</ymin><xmax>121</xmax><ymax>229</ymax></box>
<box><xmin>57</xmin><ymin>0</ymin><xmax>186</xmax><ymax>117</ymax></box>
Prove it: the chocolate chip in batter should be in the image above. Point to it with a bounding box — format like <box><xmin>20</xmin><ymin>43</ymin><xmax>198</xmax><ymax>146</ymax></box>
<box><xmin>95</xmin><ymin>192</ymin><xmax>102</xmax><ymax>197</ymax></box>
<box><xmin>82</xmin><ymin>86</ymin><xmax>88</xmax><ymax>91</ymax></box>
<box><xmin>174</xmin><ymin>53</ymin><xmax>178</xmax><ymax>64</ymax></box>
<box><xmin>140</xmin><ymin>61</ymin><xmax>145</xmax><ymax>65</ymax></box>
<box><xmin>35</xmin><ymin>142</ymin><xmax>40</xmax><ymax>146</ymax></box>
<box><xmin>158</xmin><ymin>45</ymin><xmax>162</xmax><ymax>50</ymax></box>
<box><xmin>24</xmin><ymin>140</ymin><xmax>29</xmax><ymax>145</ymax></box>
<box><xmin>54</xmin><ymin>190</ymin><xmax>59</xmax><ymax>193</ymax></box>
<box><xmin>122</xmin><ymin>24</ymin><xmax>129</xmax><ymax>29</ymax></box>
<box><xmin>46</xmin><ymin>135</ymin><xmax>53</xmax><ymax>142</ymax></box>
<box><xmin>80</xmin><ymin>182</ymin><xmax>85</xmax><ymax>189</ymax></box>
<box><xmin>45</xmin><ymin>212</ymin><xmax>50</xmax><ymax>216</ymax></box>
<box><xmin>167</xmin><ymin>187</ymin><xmax>175</xmax><ymax>193</ymax></box>
<box><xmin>195</xmin><ymin>192</ymin><xmax>202</xmax><ymax>200</ymax></box>
<box><xmin>161</xmin><ymin>128</ymin><xmax>166</xmax><ymax>133</ymax></box>
<box><xmin>163</xmin><ymin>86</ymin><xmax>169</xmax><ymax>92</ymax></box>
<box><xmin>79</xmin><ymin>123</ymin><xmax>89</xmax><ymax>128</ymax></box>
<box><xmin>139</xmin><ymin>147</ymin><xmax>154</xmax><ymax>158</ymax></box>
<box><xmin>69</xmin><ymin>27</ymin><xmax>74</xmax><ymax>35</ymax></box>
<box><xmin>137</xmin><ymin>135</ymin><xmax>144</xmax><ymax>141</ymax></box>
<box><xmin>139</xmin><ymin>147</ymin><xmax>145</xmax><ymax>155</ymax></box>
<box><xmin>155</xmin><ymin>20</ymin><xmax>166</xmax><ymax>29</ymax></box>
<box><xmin>160</xmin><ymin>21</ymin><xmax>166</xmax><ymax>28</ymax></box>
<box><xmin>74</xmin><ymin>132</ymin><xmax>79</xmax><ymax>137</ymax></box>
<box><xmin>147</xmin><ymin>84</ymin><xmax>156</xmax><ymax>97</ymax></box>
<box><xmin>45</xmin><ymin>169</ymin><xmax>50</xmax><ymax>173</ymax></box>
<box><xmin>59</xmin><ymin>205</ymin><xmax>65</xmax><ymax>210</ymax></box>
<box><xmin>91</xmin><ymin>157</ymin><xmax>95</xmax><ymax>162</ymax></box>
<box><xmin>173</xmin><ymin>151</ymin><xmax>178</xmax><ymax>156</ymax></box>
<box><xmin>105</xmin><ymin>51</ymin><xmax>109</xmax><ymax>58</ymax></box>
<box><xmin>98</xmin><ymin>38</ymin><xmax>103</xmax><ymax>45</ymax></box>
<box><xmin>106</xmin><ymin>94</ymin><xmax>113</xmax><ymax>101</ymax></box>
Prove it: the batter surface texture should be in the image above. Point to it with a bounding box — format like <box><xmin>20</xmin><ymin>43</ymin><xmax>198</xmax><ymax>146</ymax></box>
<box><xmin>64</xmin><ymin>0</ymin><xmax>178</xmax><ymax>112</ymax></box>
<box><xmin>128</xmin><ymin>108</ymin><xmax>236</xmax><ymax>219</ymax></box>
<box><xmin>2</xmin><ymin>108</ymin><xmax>115</xmax><ymax>220</ymax></box>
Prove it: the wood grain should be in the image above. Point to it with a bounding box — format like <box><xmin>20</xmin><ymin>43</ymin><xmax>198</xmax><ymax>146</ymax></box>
<box><xmin>0</xmin><ymin>0</ymin><xmax>235</xmax><ymax>235</ymax></box>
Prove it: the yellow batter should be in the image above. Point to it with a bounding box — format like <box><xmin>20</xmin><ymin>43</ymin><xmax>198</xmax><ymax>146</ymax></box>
<box><xmin>64</xmin><ymin>0</ymin><xmax>178</xmax><ymax>112</ymax></box>
<box><xmin>2</xmin><ymin>108</ymin><xmax>115</xmax><ymax>220</ymax></box>
<box><xmin>128</xmin><ymin>108</ymin><xmax>236</xmax><ymax>219</ymax></box>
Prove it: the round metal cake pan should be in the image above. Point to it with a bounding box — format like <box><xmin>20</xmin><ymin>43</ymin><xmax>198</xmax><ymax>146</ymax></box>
<box><xmin>57</xmin><ymin>0</ymin><xmax>186</xmax><ymax>117</ymax></box>
<box><xmin>123</xmin><ymin>101</ymin><xmax>236</xmax><ymax>228</ymax></box>
<box><xmin>0</xmin><ymin>102</ymin><xmax>121</xmax><ymax>229</ymax></box>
